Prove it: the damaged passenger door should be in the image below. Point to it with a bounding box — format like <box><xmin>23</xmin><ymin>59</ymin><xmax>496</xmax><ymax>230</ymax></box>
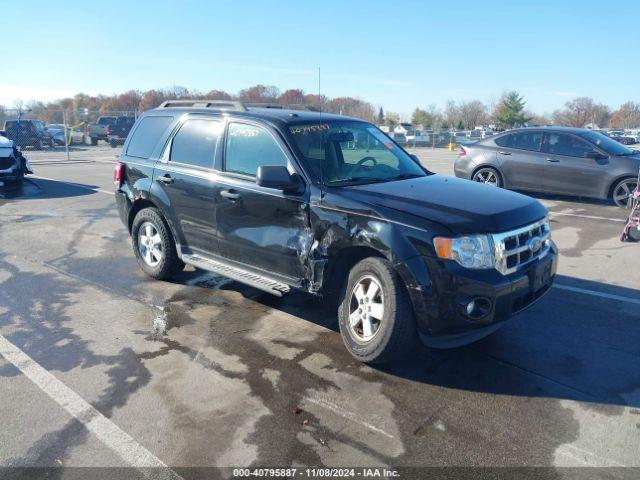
<box><xmin>214</xmin><ymin>121</ymin><xmax>310</xmax><ymax>284</ymax></box>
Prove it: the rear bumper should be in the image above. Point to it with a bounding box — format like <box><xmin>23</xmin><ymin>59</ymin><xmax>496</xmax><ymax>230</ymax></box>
<box><xmin>404</xmin><ymin>242</ymin><xmax>558</xmax><ymax>348</ymax></box>
<box><xmin>115</xmin><ymin>190</ymin><xmax>132</xmax><ymax>229</ymax></box>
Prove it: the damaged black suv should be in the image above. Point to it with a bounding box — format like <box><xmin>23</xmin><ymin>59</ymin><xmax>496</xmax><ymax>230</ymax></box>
<box><xmin>115</xmin><ymin>100</ymin><xmax>557</xmax><ymax>364</ymax></box>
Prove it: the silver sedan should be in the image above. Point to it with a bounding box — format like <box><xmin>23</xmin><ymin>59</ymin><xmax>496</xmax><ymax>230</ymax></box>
<box><xmin>454</xmin><ymin>126</ymin><xmax>640</xmax><ymax>208</ymax></box>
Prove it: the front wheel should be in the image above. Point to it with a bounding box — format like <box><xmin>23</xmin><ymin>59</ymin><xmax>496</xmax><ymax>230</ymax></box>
<box><xmin>131</xmin><ymin>208</ymin><xmax>184</xmax><ymax>280</ymax></box>
<box><xmin>338</xmin><ymin>257</ymin><xmax>417</xmax><ymax>364</ymax></box>
<box><xmin>472</xmin><ymin>167</ymin><xmax>502</xmax><ymax>187</ymax></box>
<box><xmin>90</xmin><ymin>137</ymin><xmax>98</xmax><ymax>146</ymax></box>
<box><xmin>611</xmin><ymin>177</ymin><xmax>637</xmax><ymax>208</ymax></box>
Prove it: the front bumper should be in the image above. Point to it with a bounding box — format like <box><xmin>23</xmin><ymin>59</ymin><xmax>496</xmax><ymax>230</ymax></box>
<box><xmin>405</xmin><ymin>241</ymin><xmax>558</xmax><ymax>348</ymax></box>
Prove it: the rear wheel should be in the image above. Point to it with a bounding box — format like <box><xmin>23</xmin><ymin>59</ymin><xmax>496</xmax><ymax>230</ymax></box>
<box><xmin>131</xmin><ymin>208</ymin><xmax>184</xmax><ymax>280</ymax></box>
<box><xmin>611</xmin><ymin>177</ymin><xmax>637</xmax><ymax>208</ymax></box>
<box><xmin>629</xmin><ymin>226</ymin><xmax>640</xmax><ymax>242</ymax></box>
<box><xmin>90</xmin><ymin>137</ymin><xmax>98</xmax><ymax>146</ymax></box>
<box><xmin>472</xmin><ymin>167</ymin><xmax>502</xmax><ymax>187</ymax></box>
<box><xmin>338</xmin><ymin>257</ymin><xmax>417</xmax><ymax>364</ymax></box>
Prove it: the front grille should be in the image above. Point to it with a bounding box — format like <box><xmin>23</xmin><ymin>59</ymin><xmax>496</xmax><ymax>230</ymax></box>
<box><xmin>491</xmin><ymin>218</ymin><xmax>551</xmax><ymax>275</ymax></box>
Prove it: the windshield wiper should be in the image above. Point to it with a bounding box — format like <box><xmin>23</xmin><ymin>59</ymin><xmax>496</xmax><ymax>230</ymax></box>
<box><xmin>325</xmin><ymin>177</ymin><xmax>388</xmax><ymax>185</ymax></box>
<box><xmin>387</xmin><ymin>173</ymin><xmax>424</xmax><ymax>181</ymax></box>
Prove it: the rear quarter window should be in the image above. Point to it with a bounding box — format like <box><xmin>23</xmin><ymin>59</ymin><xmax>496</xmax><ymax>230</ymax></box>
<box><xmin>126</xmin><ymin>116</ymin><xmax>174</xmax><ymax>159</ymax></box>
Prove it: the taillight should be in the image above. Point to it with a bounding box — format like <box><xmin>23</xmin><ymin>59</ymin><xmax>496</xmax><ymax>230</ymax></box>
<box><xmin>86</xmin><ymin>125</ymin><xmax>90</xmax><ymax>134</ymax></box>
<box><xmin>105</xmin><ymin>126</ymin><xmax>111</xmax><ymax>135</ymax></box>
<box><xmin>114</xmin><ymin>162</ymin><xmax>125</xmax><ymax>187</ymax></box>
<box><xmin>458</xmin><ymin>146</ymin><xmax>467</xmax><ymax>157</ymax></box>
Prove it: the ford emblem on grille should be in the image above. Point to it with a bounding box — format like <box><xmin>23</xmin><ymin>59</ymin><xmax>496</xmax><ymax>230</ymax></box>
<box><xmin>528</xmin><ymin>236</ymin><xmax>543</xmax><ymax>253</ymax></box>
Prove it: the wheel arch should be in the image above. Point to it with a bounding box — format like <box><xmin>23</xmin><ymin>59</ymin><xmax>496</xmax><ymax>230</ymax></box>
<box><xmin>471</xmin><ymin>164</ymin><xmax>504</xmax><ymax>186</ymax></box>
<box><xmin>321</xmin><ymin>245</ymin><xmax>386</xmax><ymax>297</ymax></box>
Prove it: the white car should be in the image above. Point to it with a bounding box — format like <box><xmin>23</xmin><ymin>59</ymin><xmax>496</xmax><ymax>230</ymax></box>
<box><xmin>0</xmin><ymin>136</ymin><xmax>32</xmax><ymax>185</ymax></box>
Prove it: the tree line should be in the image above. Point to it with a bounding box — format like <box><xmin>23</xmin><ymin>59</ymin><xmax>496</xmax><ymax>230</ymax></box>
<box><xmin>0</xmin><ymin>85</ymin><xmax>376</xmax><ymax>127</ymax></box>
<box><xmin>406</xmin><ymin>92</ymin><xmax>640</xmax><ymax>131</ymax></box>
<box><xmin>1</xmin><ymin>84</ymin><xmax>639</xmax><ymax>131</ymax></box>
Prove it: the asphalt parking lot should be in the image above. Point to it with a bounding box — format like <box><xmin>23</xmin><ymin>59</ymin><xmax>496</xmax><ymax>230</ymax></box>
<box><xmin>1</xmin><ymin>144</ymin><xmax>639</xmax><ymax>478</ymax></box>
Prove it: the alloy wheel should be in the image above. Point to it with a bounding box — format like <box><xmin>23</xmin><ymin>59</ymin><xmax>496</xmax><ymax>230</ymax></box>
<box><xmin>137</xmin><ymin>222</ymin><xmax>163</xmax><ymax>267</ymax></box>
<box><xmin>348</xmin><ymin>275</ymin><xmax>384</xmax><ymax>342</ymax></box>
<box><xmin>613</xmin><ymin>179</ymin><xmax>638</xmax><ymax>208</ymax></box>
<box><xmin>473</xmin><ymin>168</ymin><xmax>500</xmax><ymax>186</ymax></box>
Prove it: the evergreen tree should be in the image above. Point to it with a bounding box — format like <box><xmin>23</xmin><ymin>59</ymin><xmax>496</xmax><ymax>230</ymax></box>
<box><xmin>495</xmin><ymin>91</ymin><xmax>530</xmax><ymax>128</ymax></box>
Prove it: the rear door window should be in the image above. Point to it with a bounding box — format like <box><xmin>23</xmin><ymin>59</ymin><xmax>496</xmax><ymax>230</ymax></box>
<box><xmin>126</xmin><ymin>116</ymin><xmax>174</xmax><ymax>159</ymax></box>
<box><xmin>495</xmin><ymin>133</ymin><xmax>514</xmax><ymax>148</ymax></box>
<box><xmin>511</xmin><ymin>131</ymin><xmax>542</xmax><ymax>151</ymax></box>
<box><xmin>224</xmin><ymin>122</ymin><xmax>288</xmax><ymax>177</ymax></box>
<box><xmin>170</xmin><ymin>119</ymin><xmax>222</xmax><ymax>169</ymax></box>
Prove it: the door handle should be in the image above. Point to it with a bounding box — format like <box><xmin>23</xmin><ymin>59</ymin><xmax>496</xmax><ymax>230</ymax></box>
<box><xmin>498</xmin><ymin>151</ymin><xmax>511</xmax><ymax>155</ymax></box>
<box><xmin>546</xmin><ymin>158</ymin><xmax>560</xmax><ymax>163</ymax></box>
<box><xmin>220</xmin><ymin>189</ymin><xmax>240</xmax><ymax>201</ymax></box>
<box><xmin>157</xmin><ymin>174</ymin><xmax>173</xmax><ymax>184</ymax></box>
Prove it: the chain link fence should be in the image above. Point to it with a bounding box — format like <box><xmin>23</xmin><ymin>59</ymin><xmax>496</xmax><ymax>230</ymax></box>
<box><xmin>0</xmin><ymin>108</ymin><xmax>138</xmax><ymax>152</ymax></box>
<box><xmin>382</xmin><ymin>128</ymin><xmax>496</xmax><ymax>150</ymax></box>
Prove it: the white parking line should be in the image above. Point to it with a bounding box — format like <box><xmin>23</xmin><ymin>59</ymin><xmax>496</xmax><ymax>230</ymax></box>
<box><xmin>554</xmin><ymin>284</ymin><xmax>640</xmax><ymax>305</ymax></box>
<box><xmin>303</xmin><ymin>395</ymin><xmax>395</xmax><ymax>439</ymax></box>
<box><xmin>31</xmin><ymin>175</ymin><xmax>113</xmax><ymax>195</ymax></box>
<box><xmin>0</xmin><ymin>334</ymin><xmax>181</xmax><ymax>477</ymax></box>
<box><xmin>548</xmin><ymin>211</ymin><xmax>625</xmax><ymax>223</ymax></box>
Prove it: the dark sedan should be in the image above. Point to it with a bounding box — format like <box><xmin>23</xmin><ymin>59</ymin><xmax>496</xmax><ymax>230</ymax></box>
<box><xmin>454</xmin><ymin>127</ymin><xmax>640</xmax><ymax>208</ymax></box>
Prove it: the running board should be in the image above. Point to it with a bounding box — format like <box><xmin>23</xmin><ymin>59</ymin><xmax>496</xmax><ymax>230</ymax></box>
<box><xmin>182</xmin><ymin>254</ymin><xmax>291</xmax><ymax>297</ymax></box>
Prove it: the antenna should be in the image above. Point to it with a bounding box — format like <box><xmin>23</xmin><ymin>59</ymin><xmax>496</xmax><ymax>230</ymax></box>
<box><xmin>318</xmin><ymin>67</ymin><xmax>324</xmax><ymax>196</ymax></box>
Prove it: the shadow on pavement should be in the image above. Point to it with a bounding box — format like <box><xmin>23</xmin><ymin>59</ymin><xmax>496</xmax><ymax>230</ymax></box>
<box><xmin>0</xmin><ymin>178</ymin><xmax>99</xmax><ymax>201</ymax></box>
<box><xmin>257</xmin><ymin>273</ymin><xmax>640</xmax><ymax>410</ymax></box>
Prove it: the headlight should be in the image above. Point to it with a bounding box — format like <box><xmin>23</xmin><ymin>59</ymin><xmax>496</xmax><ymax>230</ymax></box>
<box><xmin>434</xmin><ymin>234</ymin><xmax>494</xmax><ymax>269</ymax></box>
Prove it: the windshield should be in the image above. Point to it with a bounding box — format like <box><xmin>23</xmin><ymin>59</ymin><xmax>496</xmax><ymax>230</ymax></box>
<box><xmin>578</xmin><ymin>130</ymin><xmax>635</xmax><ymax>156</ymax></box>
<box><xmin>288</xmin><ymin>121</ymin><xmax>426</xmax><ymax>185</ymax></box>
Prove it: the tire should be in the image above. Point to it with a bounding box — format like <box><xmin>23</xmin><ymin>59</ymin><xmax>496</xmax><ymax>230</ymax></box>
<box><xmin>611</xmin><ymin>177</ymin><xmax>637</xmax><ymax>208</ymax></box>
<box><xmin>90</xmin><ymin>137</ymin><xmax>98</xmax><ymax>146</ymax></box>
<box><xmin>131</xmin><ymin>208</ymin><xmax>184</xmax><ymax>280</ymax></box>
<box><xmin>472</xmin><ymin>167</ymin><xmax>503</xmax><ymax>187</ymax></box>
<box><xmin>110</xmin><ymin>138</ymin><xmax>118</xmax><ymax>148</ymax></box>
<box><xmin>34</xmin><ymin>139</ymin><xmax>43</xmax><ymax>151</ymax></box>
<box><xmin>337</xmin><ymin>257</ymin><xmax>417</xmax><ymax>364</ymax></box>
<box><xmin>629</xmin><ymin>226</ymin><xmax>640</xmax><ymax>242</ymax></box>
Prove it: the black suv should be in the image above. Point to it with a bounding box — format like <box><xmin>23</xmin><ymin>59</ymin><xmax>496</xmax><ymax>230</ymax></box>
<box><xmin>115</xmin><ymin>100</ymin><xmax>557</xmax><ymax>363</ymax></box>
<box><xmin>4</xmin><ymin>119</ymin><xmax>55</xmax><ymax>149</ymax></box>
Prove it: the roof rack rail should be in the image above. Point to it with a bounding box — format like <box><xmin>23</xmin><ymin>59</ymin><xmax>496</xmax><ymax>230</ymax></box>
<box><xmin>245</xmin><ymin>103</ymin><xmax>316</xmax><ymax>111</ymax></box>
<box><xmin>158</xmin><ymin>100</ymin><xmax>247</xmax><ymax>111</ymax></box>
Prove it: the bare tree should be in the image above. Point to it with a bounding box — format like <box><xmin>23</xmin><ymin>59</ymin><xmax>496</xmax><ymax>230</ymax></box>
<box><xmin>458</xmin><ymin>100</ymin><xmax>488</xmax><ymax>130</ymax></box>
<box><xmin>553</xmin><ymin>97</ymin><xmax>611</xmax><ymax>128</ymax></box>
<box><xmin>610</xmin><ymin>102</ymin><xmax>640</xmax><ymax>129</ymax></box>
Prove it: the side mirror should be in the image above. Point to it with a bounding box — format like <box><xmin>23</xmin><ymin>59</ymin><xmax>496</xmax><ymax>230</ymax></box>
<box><xmin>410</xmin><ymin>154</ymin><xmax>420</xmax><ymax>162</ymax></box>
<box><xmin>257</xmin><ymin>165</ymin><xmax>302</xmax><ymax>193</ymax></box>
<box><xmin>584</xmin><ymin>151</ymin><xmax>606</xmax><ymax>160</ymax></box>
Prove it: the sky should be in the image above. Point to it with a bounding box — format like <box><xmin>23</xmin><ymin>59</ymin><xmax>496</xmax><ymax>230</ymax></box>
<box><xmin>2</xmin><ymin>0</ymin><xmax>639</xmax><ymax>117</ymax></box>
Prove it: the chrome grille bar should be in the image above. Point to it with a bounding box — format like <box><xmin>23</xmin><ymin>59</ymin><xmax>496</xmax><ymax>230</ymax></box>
<box><xmin>491</xmin><ymin>218</ymin><xmax>551</xmax><ymax>275</ymax></box>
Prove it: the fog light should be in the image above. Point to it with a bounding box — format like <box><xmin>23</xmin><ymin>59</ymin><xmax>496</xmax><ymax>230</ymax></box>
<box><xmin>461</xmin><ymin>297</ymin><xmax>492</xmax><ymax>320</ymax></box>
<box><xmin>466</xmin><ymin>300</ymin><xmax>476</xmax><ymax>316</ymax></box>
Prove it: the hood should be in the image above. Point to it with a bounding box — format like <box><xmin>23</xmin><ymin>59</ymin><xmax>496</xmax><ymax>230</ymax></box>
<box><xmin>342</xmin><ymin>174</ymin><xmax>548</xmax><ymax>234</ymax></box>
<box><xmin>0</xmin><ymin>136</ymin><xmax>13</xmax><ymax>148</ymax></box>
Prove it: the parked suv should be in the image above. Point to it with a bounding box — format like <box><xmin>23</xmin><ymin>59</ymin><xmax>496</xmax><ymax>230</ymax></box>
<box><xmin>115</xmin><ymin>100</ymin><xmax>557</xmax><ymax>363</ymax></box>
<box><xmin>3</xmin><ymin>119</ymin><xmax>55</xmax><ymax>149</ymax></box>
